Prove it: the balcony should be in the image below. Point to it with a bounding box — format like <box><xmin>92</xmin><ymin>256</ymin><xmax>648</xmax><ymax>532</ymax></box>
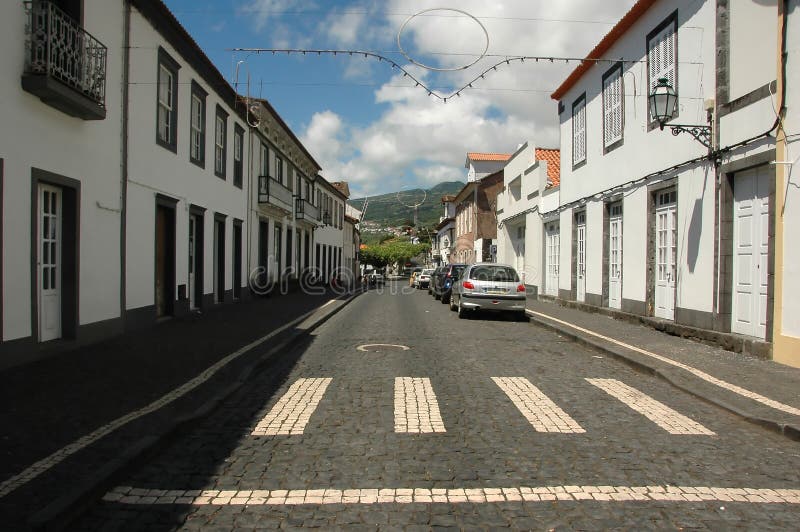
<box><xmin>295</xmin><ymin>198</ymin><xmax>320</xmax><ymax>224</ymax></box>
<box><xmin>22</xmin><ymin>1</ymin><xmax>108</xmax><ymax>120</ymax></box>
<box><xmin>258</xmin><ymin>176</ymin><xmax>293</xmax><ymax>212</ymax></box>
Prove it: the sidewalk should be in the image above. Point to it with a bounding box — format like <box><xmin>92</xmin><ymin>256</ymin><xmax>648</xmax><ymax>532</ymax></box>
<box><xmin>0</xmin><ymin>288</ymin><xmax>360</xmax><ymax>529</ymax></box>
<box><xmin>526</xmin><ymin>298</ymin><xmax>800</xmax><ymax>441</ymax></box>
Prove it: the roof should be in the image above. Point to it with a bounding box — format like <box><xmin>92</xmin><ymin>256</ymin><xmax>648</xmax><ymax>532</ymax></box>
<box><xmin>551</xmin><ymin>0</ymin><xmax>657</xmax><ymax>100</ymax></box>
<box><xmin>331</xmin><ymin>181</ymin><xmax>351</xmax><ymax>198</ymax></box>
<box><xmin>316</xmin><ymin>175</ymin><xmax>348</xmax><ymax>200</ymax></box>
<box><xmin>441</xmin><ymin>195</ymin><xmax>456</xmax><ymax>203</ymax></box>
<box><xmin>535</xmin><ymin>148</ymin><xmax>561</xmax><ymax>187</ymax></box>
<box><xmin>466</xmin><ymin>152</ymin><xmax>512</xmax><ymax>163</ymax></box>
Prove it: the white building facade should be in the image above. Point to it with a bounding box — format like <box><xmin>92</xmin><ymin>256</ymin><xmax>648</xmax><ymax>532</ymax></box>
<box><xmin>432</xmin><ymin>196</ymin><xmax>456</xmax><ymax>266</ymax></box>
<box><xmin>551</xmin><ymin>0</ymin><xmax>718</xmax><ymax>325</ymax></box>
<box><xmin>313</xmin><ymin>179</ymin><xmax>348</xmax><ymax>284</ymax></box>
<box><xmin>549</xmin><ymin>0</ymin><xmax>795</xmax><ymax>351</ymax></box>
<box><xmin>1</xmin><ymin>0</ymin><xmax>125</xmax><ymax>365</ymax></box>
<box><xmin>496</xmin><ymin>142</ymin><xmax>560</xmax><ymax>294</ymax></box>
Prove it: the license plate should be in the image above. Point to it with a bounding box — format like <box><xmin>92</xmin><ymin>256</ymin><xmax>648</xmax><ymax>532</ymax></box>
<box><xmin>486</xmin><ymin>289</ymin><xmax>505</xmax><ymax>295</ymax></box>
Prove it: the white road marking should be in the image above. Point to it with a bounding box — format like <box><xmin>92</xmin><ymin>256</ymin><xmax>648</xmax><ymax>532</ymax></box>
<box><xmin>586</xmin><ymin>378</ymin><xmax>715</xmax><ymax>435</ymax></box>
<box><xmin>527</xmin><ymin>309</ymin><xmax>800</xmax><ymax>417</ymax></box>
<box><xmin>103</xmin><ymin>484</ymin><xmax>800</xmax><ymax>505</ymax></box>
<box><xmin>252</xmin><ymin>378</ymin><xmax>332</xmax><ymax>436</ymax></box>
<box><xmin>356</xmin><ymin>344</ymin><xmax>411</xmax><ymax>352</ymax></box>
<box><xmin>0</xmin><ymin>298</ymin><xmax>345</xmax><ymax>499</ymax></box>
<box><xmin>394</xmin><ymin>377</ymin><xmax>446</xmax><ymax>433</ymax></box>
<box><xmin>492</xmin><ymin>377</ymin><xmax>585</xmax><ymax>433</ymax></box>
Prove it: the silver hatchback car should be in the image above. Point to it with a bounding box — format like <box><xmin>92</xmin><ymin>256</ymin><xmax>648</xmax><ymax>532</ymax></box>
<box><xmin>450</xmin><ymin>263</ymin><xmax>527</xmax><ymax>320</ymax></box>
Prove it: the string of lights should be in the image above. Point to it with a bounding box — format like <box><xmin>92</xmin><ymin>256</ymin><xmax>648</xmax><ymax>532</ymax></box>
<box><xmin>229</xmin><ymin>47</ymin><xmax>646</xmax><ymax>102</ymax></box>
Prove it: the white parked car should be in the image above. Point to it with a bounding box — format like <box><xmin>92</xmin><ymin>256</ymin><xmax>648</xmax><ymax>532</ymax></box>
<box><xmin>450</xmin><ymin>263</ymin><xmax>527</xmax><ymax>320</ymax></box>
<box><xmin>414</xmin><ymin>268</ymin><xmax>435</xmax><ymax>289</ymax></box>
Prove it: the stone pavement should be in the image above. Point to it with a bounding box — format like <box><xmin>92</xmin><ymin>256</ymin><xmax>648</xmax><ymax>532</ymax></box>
<box><xmin>525</xmin><ymin>298</ymin><xmax>800</xmax><ymax>441</ymax></box>
<box><xmin>0</xmin><ymin>287</ymin><xmax>360</xmax><ymax>530</ymax></box>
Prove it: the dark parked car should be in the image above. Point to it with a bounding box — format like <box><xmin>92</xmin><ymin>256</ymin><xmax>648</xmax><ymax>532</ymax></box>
<box><xmin>430</xmin><ymin>263</ymin><xmax>467</xmax><ymax>303</ymax></box>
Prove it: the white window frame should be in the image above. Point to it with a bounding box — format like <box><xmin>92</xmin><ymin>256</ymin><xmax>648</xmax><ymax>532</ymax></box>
<box><xmin>157</xmin><ymin>65</ymin><xmax>174</xmax><ymax>145</ymax></box>
<box><xmin>572</xmin><ymin>94</ymin><xmax>587</xmax><ymax>166</ymax></box>
<box><xmin>189</xmin><ymin>86</ymin><xmax>204</xmax><ymax>165</ymax></box>
<box><xmin>602</xmin><ymin>63</ymin><xmax>624</xmax><ymax>150</ymax></box>
<box><xmin>214</xmin><ymin>113</ymin><xmax>226</xmax><ymax>177</ymax></box>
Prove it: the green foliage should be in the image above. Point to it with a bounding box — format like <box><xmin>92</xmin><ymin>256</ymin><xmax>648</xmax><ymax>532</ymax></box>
<box><xmin>359</xmin><ymin>239</ymin><xmax>431</xmax><ymax>268</ymax></box>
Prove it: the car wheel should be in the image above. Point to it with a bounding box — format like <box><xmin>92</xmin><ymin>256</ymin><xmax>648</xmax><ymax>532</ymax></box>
<box><xmin>441</xmin><ymin>294</ymin><xmax>449</xmax><ymax>305</ymax></box>
<box><xmin>449</xmin><ymin>296</ymin><xmax>457</xmax><ymax>311</ymax></box>
<box><xmin>434</xmin><ymin>292</ymin><xmax>441</xmax><ymax>300</ymax></box>
<box><xmin>457</xmin><ymin>297</ymin><xmax>468</xmax><ymax>319</ymax></box>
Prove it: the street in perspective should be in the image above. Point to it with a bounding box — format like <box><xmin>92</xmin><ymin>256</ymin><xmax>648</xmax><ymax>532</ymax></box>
<box><xmin>2</xmin><ymin>0</ymin><xmax>800</xmax><ymax>530</ymax></box>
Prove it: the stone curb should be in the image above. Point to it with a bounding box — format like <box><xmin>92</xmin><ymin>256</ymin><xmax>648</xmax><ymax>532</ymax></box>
<box><xmin>29</xmin><ymin>291</ymin><xmax>363</xmax><ymax>531</ymax></box>
<box><xmin>526</xmin><ymin>310</ymin><xmax>800</xmax><ymax>443</ymax></box>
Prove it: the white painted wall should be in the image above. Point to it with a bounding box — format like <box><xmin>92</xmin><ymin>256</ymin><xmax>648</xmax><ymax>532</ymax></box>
<box><xmin>553</xmin><ymin>0</ymin><xmax>716</xmax><ymax>316</ymax></box>
<box><xmin>1</xmin><ymin>1</ymin><xmax>124</xmax><ymax>342</ymax></box>
<box><xmin>126</xmin><ymin>9</ymin><xmax>248</xmax><ymax>311</ymax></box>
<box><xmin>730</xmin><ymin>0</ymin><xmax>778</xmax><ymax>101</ymax></box>
<box><xmin>779</xmin><ymin>1</ymin><xmax>800</xmax><ymax>337</ymax></box>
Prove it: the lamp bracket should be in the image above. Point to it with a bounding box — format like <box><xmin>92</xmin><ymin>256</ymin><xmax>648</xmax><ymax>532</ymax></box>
<box><xmin>669</xmin><ymin>124</ymin><xmax>712</xmax><ymax>149</ymax></box>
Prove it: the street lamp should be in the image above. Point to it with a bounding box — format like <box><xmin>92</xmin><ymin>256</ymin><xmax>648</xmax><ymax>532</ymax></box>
<box><xmin>648</xmin><ymin>77</ymin><xmax>712</xmax><ymax>150</ymax></box>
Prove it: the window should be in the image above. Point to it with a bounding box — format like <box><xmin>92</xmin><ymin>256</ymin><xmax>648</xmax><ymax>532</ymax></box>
<box><xmin>647</xmin><ymin>11</ymin><xmax>678</xmax><ymax>125</ymax></box>
<box><xmin>275</xmin><ymin>155</ymin><xmax>284</xmax><ymax>184</ymax></box>
<box><xmin>259</xmin><ymin>142</ymin><xmax>268</xmax><ymax>177</ymax></box>
<box><xmin>189</xmin><ymin>81</ymin><xmax>206</xmax><ymax>166</ymax></box>
<box><xmin>572</xmin><ymin>93</ymin><xmax>586</xmax><ymax>167</ymax></box>
<box><xmin>233</xmin><ymin>124</ymin><xmax>244</xmax><ymax>188</ymax></box>
<box><xmin>214</xmin><ymin>106</ymin><xmax>227</xmax><ymax>179</ymax></box>
<box><xmin>156</xmin><ymin>48</ymin><xmax>179</xmax><ymax>151</ymax></box>
<box><xmin>602</xmin><ymin>63</ymin><xmax>624</xmax><ymax>150</ymax></box>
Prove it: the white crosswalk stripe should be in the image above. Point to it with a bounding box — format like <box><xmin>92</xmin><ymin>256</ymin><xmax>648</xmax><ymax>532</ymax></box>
<box><xmin>493</xmin><ymin>377</ymin><xmax>585</xmax><ymax>433</ymax></box>
<box><xmin>252</xmin><ymin>378</ymin><xmax>332</xmax><ymax>436</ymax></box>
<box><xmin>394</xmin><ymin>377</ymin><xmax>446</xmax><ymax>433</ymax></box>
<box><xmin>586</xmin><ymin>378</ymin><xmax>715</xmax><ymax>435</ymax></box>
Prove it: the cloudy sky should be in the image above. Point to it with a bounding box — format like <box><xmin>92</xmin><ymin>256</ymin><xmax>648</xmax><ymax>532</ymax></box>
<box><xmin>163</xmin><ymin>0</ymin><xmax>637</xmax><ymax>197</ymax></box>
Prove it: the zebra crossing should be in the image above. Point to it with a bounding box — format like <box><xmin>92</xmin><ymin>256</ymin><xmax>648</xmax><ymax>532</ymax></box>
<box><xmin>251</xmin><ymin>376</ymin><xmax>715</xmax><ymax>437</ymax></box>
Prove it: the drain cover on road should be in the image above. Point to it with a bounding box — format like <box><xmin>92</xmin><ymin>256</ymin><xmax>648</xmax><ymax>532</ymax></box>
<box><xmin>356</xmin><ymin>343</ymin><xmax>411</xmax><ymax>352</ymax></box>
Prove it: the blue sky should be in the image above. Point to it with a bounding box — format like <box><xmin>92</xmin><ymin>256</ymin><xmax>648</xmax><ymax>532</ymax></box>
<box><xmin>162</xmin><ymin>0</ymin><xmax>636</xmax><ymax>197</ymax></box>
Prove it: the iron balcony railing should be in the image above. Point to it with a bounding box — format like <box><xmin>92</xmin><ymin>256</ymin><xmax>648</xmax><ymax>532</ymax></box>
<box><xmin>24</xmin><ymin>1</ymin><xmax>108</xmax><ymax>111</ymax></box>
<box><xmin>295</xmin><ymin>198</ymin><xmax>320</xmax><ymax>223</ymax></box>
<box><xmin>258</xmin><ymin>176</ymin><xmax>293</xmax><ymax>212</ymax></box>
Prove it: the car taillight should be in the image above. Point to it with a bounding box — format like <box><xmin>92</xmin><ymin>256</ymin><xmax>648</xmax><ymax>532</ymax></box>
<box><xmin>517</xmin><ymin>284</ymin><xmax>526</xmax><ymax>293</ymax></box>
<box><xmin>462</xmin><ymin>280</ymin><xmax>475</xmax><ymax>290</ymax></box>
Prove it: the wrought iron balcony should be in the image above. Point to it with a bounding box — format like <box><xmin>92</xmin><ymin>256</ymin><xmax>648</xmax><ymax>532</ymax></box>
<box><xmin>22</xmin><ymin>1</ymin><xmax>108</xmax><ymax>120</ymax></box>
<box><xmin>258</xmin><ymin>176</ymin><xmax>293</xmax><ymax>212</ymax></box>
<box><xmin>295</xmin><ymin>198</ymin><xmax>320</xmax><ymax>223</ymax></box>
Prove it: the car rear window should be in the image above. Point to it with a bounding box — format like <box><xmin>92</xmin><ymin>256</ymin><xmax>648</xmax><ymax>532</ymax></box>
<box><xmin>469</xmin><ymin>265</ymin><xmax>519</xmax><ymax>282</ymax></box>
<box><xmin>451</xmin><ymin>266</ymin><xmax>466</xmax><ymax>276</ymax></box>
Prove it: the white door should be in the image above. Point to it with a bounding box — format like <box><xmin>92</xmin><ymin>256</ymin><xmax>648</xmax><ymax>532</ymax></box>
<box><xmin>654</xmin><ymin>189</ymin><xmax>677</xmax><ymax>320</ymax></box>
<box><xmin>545</xmin><ymin>222</ymin><xmax>560</xmax><ymax>297</ymax></box>
<box><xmin>576</xmin><ymin>213</ymin><xmax>586</xmax><ymax>302</ymax></box>
<box><xmin>188</xmin><ymin>215</ymin><xmax>197</xmax><ymax>310</ymax></box>
<box><xmin>608</xmin><ymin>203</ymin><xmax>623</xmax><ymax>310</ymax></box>
<box><xmin>38</xmin><ymin>184</ymin><xmax>62</xmax><ymax>342</ymax></box>
<box><xmin>732</xmin><ymin>168</ymin><xmax>770</xmax><ymax>338</ymax></box>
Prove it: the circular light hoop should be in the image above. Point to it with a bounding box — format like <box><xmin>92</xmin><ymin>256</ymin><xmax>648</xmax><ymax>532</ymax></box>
<box><xmin>396</xmin><ymin>187</ymin><xmax>427</xmax><ymax>209</ymax></box>
<box><xmin>397</xmin><ymin>8</ymin><xmax>489</xmax><ymax>72</ymax></box>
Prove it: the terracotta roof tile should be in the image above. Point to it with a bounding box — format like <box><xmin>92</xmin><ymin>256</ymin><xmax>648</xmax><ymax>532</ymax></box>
<box><xmin>467</xmin><ymin>152</ymin><xmax>512</xmax><ymax>162</ymax></box>
<box><xmin>535</xmin><ymin>148</ymin><xmax>561</xmax><ymax>188</ymax></box>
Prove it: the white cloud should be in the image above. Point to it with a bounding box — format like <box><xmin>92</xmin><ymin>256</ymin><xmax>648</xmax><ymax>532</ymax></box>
<box><xmin>287</xmin><ymin>0</ymin><xmax>639</xmax><ymax>197</ymax></box>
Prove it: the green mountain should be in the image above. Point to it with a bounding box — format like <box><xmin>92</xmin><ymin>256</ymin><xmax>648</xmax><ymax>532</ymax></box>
<box><xmin>348</xmin><ymin>181</ymin><xmax>465</xmax><ymax>228</ymax></box>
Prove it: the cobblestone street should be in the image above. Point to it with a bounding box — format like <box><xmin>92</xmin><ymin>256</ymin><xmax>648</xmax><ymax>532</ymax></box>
<box><xmin>75</xmin><ymin>283</ymin><xmax>800</xmax><ymax>530</ymax></box>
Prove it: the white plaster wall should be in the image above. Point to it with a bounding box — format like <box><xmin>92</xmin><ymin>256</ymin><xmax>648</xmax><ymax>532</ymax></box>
<box><xmin>524</xmin><ymin>211</ymin><xmax>543</xmax><ymax>288</ymax></box>
<box><xmin>585</xmin><ymin>201</ymin><xmax>604</xmax><ymax>297</ymax></box>
<box><xmin>730</xmin><ymin>0</ymin><xmax>778</xmax><ymax>100</ymax></box>
<box><xmin>1</xmin><ymin>1</ymin><xmax>125</xmax><ymax>341</ymax></box>
<box><xmin>558</xmin><ymin>210</ymin><xmax>573</xmax><ymax>292</ymax></box>
<box><xmin>675</xmin><ymin>166</ymin><xmax>716</xmax><ymax>313</ymax></box>
<box><xmin>780</xmin><ymin>1</ymin><xmax>800</xmax><ymax>336</ymax></box>
<box><xmin>557</xmin><ymin>0</ymin><xmax>715</xmax><ymax>207</ymax></box>
<box><xmin>126</xmin><ymin>10</ymin><xmax>248</xmax><ymax>310</ymax></box>
<box><xmin>621</xmin><ymin>187</ymin><xmax>648</xmax><ymax>304</ymax></box>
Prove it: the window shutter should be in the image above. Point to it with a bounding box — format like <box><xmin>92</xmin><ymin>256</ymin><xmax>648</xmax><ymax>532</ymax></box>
<box><xmin>649</xmin><ymin>22</ymin><xmax>676</xmax><ymax>120</ymax></box>
<box><xmin>572</xmin><ymin>99</ymin><xmax>586</xmax><ymax>165</ymax></box>
<box><xmin>603</xmin><ymin>68</ymin><xmax>623</xmax><ymax>147</ymax></box>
